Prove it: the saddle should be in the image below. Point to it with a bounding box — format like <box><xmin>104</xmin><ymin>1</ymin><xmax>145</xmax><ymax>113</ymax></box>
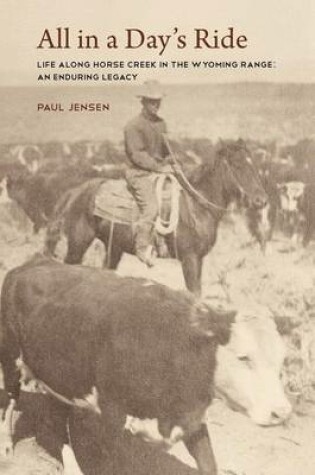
<box><xmin>93</xmin><ymin>174</ymin><xmax>181</xmax><ymax>235</ymax></box>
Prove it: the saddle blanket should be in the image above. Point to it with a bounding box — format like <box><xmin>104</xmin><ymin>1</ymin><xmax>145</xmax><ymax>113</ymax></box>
<box><xmin>93</xmin><ymin>176</ymin><xmax>181</xmax><ymax>234</ymax></box>
<box><xmin>94</xmin><ymin>179</ymin><xmax>138</xmax><ymax>224</ymax></box>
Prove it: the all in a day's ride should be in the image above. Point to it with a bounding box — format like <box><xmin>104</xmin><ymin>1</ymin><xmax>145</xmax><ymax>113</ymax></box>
<box><xmin>45</xmin><ymin>139</ymin><xmax>267</xmax><ymax>295</ymax></box>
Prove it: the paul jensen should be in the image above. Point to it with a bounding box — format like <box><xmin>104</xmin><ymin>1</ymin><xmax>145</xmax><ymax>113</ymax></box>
<box><xmin>37</xmin><ymin>102</ymin><xmax>110</xmax><ymax>112</ymax></box>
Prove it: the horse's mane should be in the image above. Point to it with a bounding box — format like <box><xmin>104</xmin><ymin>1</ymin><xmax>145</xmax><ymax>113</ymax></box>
<box><xmin>174</xmin><ymin>138</ymin><xmax>248</xmax><ymax>187</ymax></box>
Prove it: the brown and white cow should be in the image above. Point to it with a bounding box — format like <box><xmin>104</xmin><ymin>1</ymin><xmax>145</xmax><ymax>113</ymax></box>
<box><xmin>277</xmin><ymin>181</ymin><xmax>306</xmax><ymax>241</ymax></box>
<box><xmin>0</xmin><ymin>254</ymin><xmax>235</xmax><ymax>475</ymax></box>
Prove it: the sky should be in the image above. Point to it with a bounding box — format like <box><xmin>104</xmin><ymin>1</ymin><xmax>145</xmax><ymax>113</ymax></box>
<box><xmin>0</xmin><ymin>0</ymin><xmax>314</xmax><ymax>85</ymax></box>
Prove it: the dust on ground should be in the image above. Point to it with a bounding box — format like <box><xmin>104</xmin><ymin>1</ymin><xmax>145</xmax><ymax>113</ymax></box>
<box><xmin>0</xmin><ymin>203</ymin><xmax>315</xmax><ymax>475</ymax></box>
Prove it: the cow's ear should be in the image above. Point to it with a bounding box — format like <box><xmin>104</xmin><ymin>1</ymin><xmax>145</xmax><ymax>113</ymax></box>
<box><xmin>210</xmin><ymin>309</ymin><xmax>237</xmax><ymax>345</ymax></box>
<box><xmin>192</xmin><ymin>302</ymin><xmax>236</xmax><ymax>345</ymax></box>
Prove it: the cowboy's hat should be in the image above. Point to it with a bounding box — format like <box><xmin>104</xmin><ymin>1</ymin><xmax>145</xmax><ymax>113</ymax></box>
<box><xmin>137</xmin><ymin>80</ymin><xmax>164</xmax><ymax>100</ymax></box>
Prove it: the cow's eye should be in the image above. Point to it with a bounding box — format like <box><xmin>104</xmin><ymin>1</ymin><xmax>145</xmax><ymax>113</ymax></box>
<box><xmin>238</xmin><ymin>355</ymin><xmax>254</xmax><ymax>369</ymax></box>
<box><xmin>238</xmin><ymin>355</ymin><xmax>251</xmax><ymax>362</ymax></box>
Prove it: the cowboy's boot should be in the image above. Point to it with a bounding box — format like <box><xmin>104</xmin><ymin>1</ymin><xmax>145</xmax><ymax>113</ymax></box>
<box><xmin>136</xmin><ymin>245</ymin><xmax>156</xmax><ymax>267</ymax></box>
<box><xmin>135</xmin><ymin>223</ymin><xmax>156</xmax><ymax>267</ymax></box>
<box><xmin>155</xmin><ymin>234</ymin><xmax>169</xmax><ymax>258</ymax></box>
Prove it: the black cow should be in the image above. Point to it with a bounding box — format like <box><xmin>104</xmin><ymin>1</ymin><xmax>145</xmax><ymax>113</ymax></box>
<box><xmin>6</xmin><ymin>163</ymin><xmax>125</xmax><ymax>233</ymax></box>
<box><xmin>0</xmin><ymin>255</ymin><xmax>235</xmax><ymax>475</ymax></box>
<box><xmin>6</xmin><ymin>170</ymin><xmax>62</xmax><ymax>232</ymax></box>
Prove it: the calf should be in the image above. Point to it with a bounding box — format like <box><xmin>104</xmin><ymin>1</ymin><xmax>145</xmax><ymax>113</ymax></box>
<box><xmin>277</xmin><ymin>181</ymin><xmax>306</xmax><ymax>241</ymax></box>
<box><xmin>244</xmin><ymin>168</ymin><xmax>278</xmax><ymax>251</ymax></box>
<box><xmin>0</xmin><ymin>255</ymin><xmax>234</xmax><ymax>475</ymax></box>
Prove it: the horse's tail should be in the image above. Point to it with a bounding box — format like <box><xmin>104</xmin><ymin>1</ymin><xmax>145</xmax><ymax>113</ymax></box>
<box><xmin>43</xmin><ymin>188</ymin><xmax>73</xmax><ymax>256</ymax></box>
<box><xmin>44</xmin><ymin>178</ymin><xmax>103</xmax><ymax>257</ymax></box>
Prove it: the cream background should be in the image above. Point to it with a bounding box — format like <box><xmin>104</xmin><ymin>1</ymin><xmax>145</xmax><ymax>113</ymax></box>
<box><xmin>0</xmin><ymin>0</ymin><xmax>314</xmax><ymax>84</ymax></box>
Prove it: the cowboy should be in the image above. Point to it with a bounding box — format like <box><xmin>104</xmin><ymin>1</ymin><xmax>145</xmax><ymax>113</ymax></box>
<box><xmin>124</xmin><ymin>80</ymin><xmax>173</xmax><ymax>266</ymax></box>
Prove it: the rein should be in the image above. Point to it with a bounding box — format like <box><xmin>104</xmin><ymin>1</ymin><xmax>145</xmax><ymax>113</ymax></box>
<box><xmin>163</xmin><ymin>136</ymin><xmax>259</xmax><ymax>214</ymax></box>
<box><xmin>163</xmin><ymin>136</ymin><xmax>229</xmax><ymax>213</ymax></box>
<box><xmin>173</xmin><ymin>163</ymin><xmax>230</xmax><ymax>213</ymax></box>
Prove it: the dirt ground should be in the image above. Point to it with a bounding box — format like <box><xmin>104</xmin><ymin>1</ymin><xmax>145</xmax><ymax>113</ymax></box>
<box><xmin>1</xmin><ymin>202</ymin><xmax>315</xmax><ymax>475</ymax></box>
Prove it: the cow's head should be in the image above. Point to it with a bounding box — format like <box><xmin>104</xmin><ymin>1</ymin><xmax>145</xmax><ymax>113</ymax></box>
<box><xmin>277</xmin><ymin>181</ymin><xmax>305</xmax><ymax>212</ymax></box>
<box><xmin>215</xmin><ymin>314</ymin><xmax>292</xmax><ymax>426</ymax></box>
<box><xmin>165</xmin><ymin>302</ymin><xmax>236</xmax><ymax>440</ymax></box>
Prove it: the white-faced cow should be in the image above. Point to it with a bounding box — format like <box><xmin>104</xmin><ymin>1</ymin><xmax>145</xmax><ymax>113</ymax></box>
<box><xmin>277</xmin><ymin>181</ymin><xmax>306</xmax><ymax>241</ymax></box>
<box><xmin>0</xmin><ymin>254</ymin><xmax>235</xmax><ymax>475</ymax></box>
<box><xmin>246</xmin><ymin>179</ymin><xmax>307</xmax><ymax>249</ymax></box>
<box><xmin>215</xmin><ymin>314</ymin><xmax>292</xmax><ymax>425</ymax></box>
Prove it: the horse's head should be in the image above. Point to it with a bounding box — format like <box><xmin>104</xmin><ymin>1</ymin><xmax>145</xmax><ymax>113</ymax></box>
<box><xmin>217</xmin><ymin>139</ymin><xmax>267</xmax><ymax>209</ymax></box>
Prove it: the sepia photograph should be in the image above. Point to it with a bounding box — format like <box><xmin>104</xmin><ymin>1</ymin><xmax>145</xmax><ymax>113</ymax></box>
<box><xmin>0</xmin><ymin>1</ymin><xmax>314</xmax><ymax>474</ymax></box>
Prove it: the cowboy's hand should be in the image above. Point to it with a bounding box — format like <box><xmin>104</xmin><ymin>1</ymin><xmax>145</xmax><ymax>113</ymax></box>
<box><xmin>172</xmin><ymin>162</ymin><xmax>182</xmax><ymax>173</ymax></box>
<box><xmin>164</xmin><ymin>154</ymin><xmax>174</xmax><ymax>164</ymax></box>
<box><xmin>158</xmin><ymin>164</ymin><xmax>173</xmax><ymax>174</ymax></box>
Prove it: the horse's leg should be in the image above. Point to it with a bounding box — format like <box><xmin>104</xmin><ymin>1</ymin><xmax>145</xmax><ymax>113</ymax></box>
<box><xmin>103</xmin><ymin>245</ymin><xmax>123</xmax><ymax>270</ymax></box>
<box><xmin>98</xmin><ymin>221</ymin><xmax>131</xmax><ymax>270</ymax></box>
<box><xmin>181</xmin><ymin>253</ymin><xmax>203</xmax><ymax>296</ymax></box>
<box><xmin>44</xmin><ymin>217</ymin><xmax>63</xmax><ymax>257</ymax></box>
<box><xmin>65</xmin><ymin>216</ymin><xmax>95</xmax><ymax>265</ymax></box>
<box><xmin>302</xmin><ymin>219</ymin><xmax>313</xmax><ymax>247</ymax></box>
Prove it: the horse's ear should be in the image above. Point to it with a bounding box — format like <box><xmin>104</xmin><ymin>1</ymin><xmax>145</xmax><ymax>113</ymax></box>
<box><xmin>237</xmin><ymin>138</ymin><xmax>246</xmax><ymax>147</ymax></box>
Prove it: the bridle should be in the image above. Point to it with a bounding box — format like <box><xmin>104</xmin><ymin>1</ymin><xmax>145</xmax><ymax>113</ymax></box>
<box><xmin>222</xmin><ymin>158</ymin><xmax>246</xmax><ymax>197</ymax></box>
<box><xmin>164</xmin><ymin>136</ymin><xmax>257</xmax><ymax>214</ymax></box>
<box><xmin>221</xmin><ymin>154</ymin><xmax>264</xmax><ymax>207</ymax></box>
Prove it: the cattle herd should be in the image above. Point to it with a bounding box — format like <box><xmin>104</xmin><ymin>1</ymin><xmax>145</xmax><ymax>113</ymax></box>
<box><xmin>0</xmin><ymin>137</ymin><xmax>314</xmax><ymax>474</ymax></box>
<box><xmin>1</xmin><ymin>138</ymin><xmax>314</xmax><ymax>246</ymax></box>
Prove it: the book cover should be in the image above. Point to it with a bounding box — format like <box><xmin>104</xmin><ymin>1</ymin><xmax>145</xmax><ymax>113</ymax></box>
<box><xmin>0</xmin><ymin>1</ymin><xmax>314</xmax><ymax>474</ymax></box>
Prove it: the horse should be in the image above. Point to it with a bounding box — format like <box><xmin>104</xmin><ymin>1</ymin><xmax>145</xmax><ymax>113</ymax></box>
<box><xmin>44</xmin><ymin>139</ymin><xmax>267</xmax><ymax>296</ymax></box>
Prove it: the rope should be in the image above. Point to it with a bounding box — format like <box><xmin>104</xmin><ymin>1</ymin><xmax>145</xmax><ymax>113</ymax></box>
<box><xmin>155</xmin><ymin>174</ymin><xmax>181</xmax><ymax>235</ymax></box>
